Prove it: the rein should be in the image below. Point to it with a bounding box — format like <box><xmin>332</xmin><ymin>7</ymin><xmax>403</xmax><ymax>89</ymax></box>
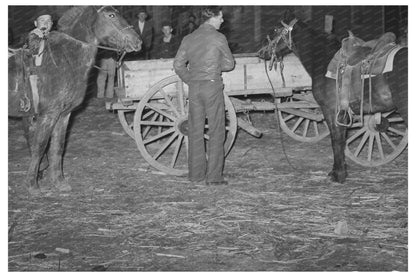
<box><xmin>260</xmin><ymin>18</ymin><xmax>304</xmax><ymax>174</ymax></box>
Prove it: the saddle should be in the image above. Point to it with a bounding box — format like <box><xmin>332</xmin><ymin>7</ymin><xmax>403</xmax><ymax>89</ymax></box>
<box><xmin>326</xmin><ymin>31</ymin><xmax>399</xmax><ymax>126</ymax></box>
<box><xmin>8</xmin><ymin>48</ymin><xmax>38</xmax><ymax>116</ymax></box>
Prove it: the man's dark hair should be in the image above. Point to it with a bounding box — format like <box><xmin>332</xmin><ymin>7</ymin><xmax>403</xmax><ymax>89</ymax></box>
<box><xmin>201</xmin><ymin>6</ymin><xmax>222</xmax><ymax>23</ymax></box>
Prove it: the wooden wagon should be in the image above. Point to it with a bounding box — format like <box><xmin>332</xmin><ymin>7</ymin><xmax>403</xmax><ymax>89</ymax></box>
<box><xmin>106</xmin><ymin>53</ymin><xmax>406</xmax><ymax>175</ymax></box>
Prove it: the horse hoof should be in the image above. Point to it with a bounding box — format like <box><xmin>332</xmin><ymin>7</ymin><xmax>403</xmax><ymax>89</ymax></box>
<box><xmin>54</xmin><ymin>179</ymin><xmax>72</xmax><ymax>192</ymax></box>
<box><xmin>27</xmin><ymin>186</ymin><xmax>42</xmax><ymax>196</ymax></box>
<box><xmin>328</xmin><ymin>170</ymin><xmax>347</xmax><ymax>183</ymax></box>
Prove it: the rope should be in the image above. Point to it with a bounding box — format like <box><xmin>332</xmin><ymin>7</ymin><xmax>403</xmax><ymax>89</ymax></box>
<box><xmin>263</xmin><ymin>57</ymin><xmax>304</xmax><ymax>174</ymax></box>
<box><xmin>258</xmin><ymin>18</ymin><xmax>304</xmax><ymax>173</ymax></box>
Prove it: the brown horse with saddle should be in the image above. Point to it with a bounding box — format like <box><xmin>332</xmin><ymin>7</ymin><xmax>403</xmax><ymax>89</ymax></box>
<box><xmin>8</xmin><ymin>6</ymin><xmax>142</xmax><ymax>194</ymax></box>
<box><xmin>261</xmin><ymin>11</ymin><xmax>407</xmax><ymax>183</ymax></box>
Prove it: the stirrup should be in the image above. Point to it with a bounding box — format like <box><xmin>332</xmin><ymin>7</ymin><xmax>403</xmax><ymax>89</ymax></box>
<box><xmin>336</xmin><ymin>109</ymin><xmax>353</xmax><ymax>127</ymax></box>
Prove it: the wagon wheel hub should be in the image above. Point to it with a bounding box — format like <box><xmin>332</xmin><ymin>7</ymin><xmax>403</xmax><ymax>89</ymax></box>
<box><xmin>374</xmin><ymin>116</ymin><xmax>390</xmax><ymax>132</ymax></box>
<box><xmin>367</xmin><ymin>113</ymin><xmax>389</xmax><ymax>133</ymax></box>
<box><xmin>176</xmin><ymin>116</ymin><xmax>189</xmax><ymax>136</ymax></box>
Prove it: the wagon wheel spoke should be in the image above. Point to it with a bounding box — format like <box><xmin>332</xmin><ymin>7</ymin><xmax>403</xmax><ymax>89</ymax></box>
<box><xmin>381</xmin><ymin>132</ymin><xmax>397</xmax><ymax>150</ymax></box>
<box><xmin>353</xmin><ymin>131</ymin><xmax>370</xmax><ymax>157</ymax></box>
<box><xmin>283</xmin><ymin>114</ymin><xmax>295</xmax><ymax>122</ymax></box>
<box><xmin>313</xmin><ymin>121</ymin><xmax>319</xmax><ymax>136</ymax></box>
<box><xmin>387</xmin><ymin>126</ymin><xmax>405</xmax><ymax>137</ymax></box>
<box><xmin>170</xmin><ymin>134</ymin><xmax>184</xmax><ymax>168</ymax></box>
<box><xmin>143</xmin><ymin>128</ymin><xmax>175</xmax><ymax>145</ymax></box>
<box><xmin>158</xmin><ymin>88</ymin><xmax>181</xmax><ymax>117</ymax></box>
<box><xmin>388</xmin><ymin>117</ymin><xmax>405</xmax><ymax>123</ymax></box>
<box><xmin>143</xmin><ymin>112</ymin><xmax>160</xmax><ymax>138</ymax></box>
<box><xmin>143</xmin><ymin>109</ymin><xmax>155</xmax><ymax>120</ymax></box>
<box><xmin>145</xmin><ymin>103</ymin><xmax>176</xmax><ymax>121</ymax></box>
<box><xmin>302</xmin><ymin>119</ymin><xmax>310</xmax><ymax>137</ymax></box>
<box><xmin>139</xmin><ymin>120</ymin><xmax>175</xmax><ymax>127</ymax></box>
<box><xmin>375</xmin><ymin>133</ymin><xmax>385</xmax><ymax>160</ymax></box>
<box><xmin>291</xmin><ymin>117</ymin><xmax>304</xmax><ymax>132</ymax></box>
<box><xmin>153</xmin><ymin>132</ymin><xmax>179</xmax><ymax>160</ymax></box>
<box><xmin>382</xmin><ymin>110</ymin><xmax>396</xmax><ymax>118</ymax></box>
<box><xmin>158</xmin><ymin>114</ymin><xmax>164</xmax><ymax>133</ymax></box>
<box><xmin>346</xmin><ymin>127</ymin><xmax>367</xmax><ymax>144</ymax></box>
<box><xmin>367</xmin><ymin>133</ymin><xmax>375</xmax><ymax>161</ymax></box>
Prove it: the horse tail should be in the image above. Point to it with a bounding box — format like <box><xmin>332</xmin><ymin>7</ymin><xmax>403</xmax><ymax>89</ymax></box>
<box><xmin>386</xmin><ymin>47</ymin><xmax>408</xmax><ymax>125</ymax></box>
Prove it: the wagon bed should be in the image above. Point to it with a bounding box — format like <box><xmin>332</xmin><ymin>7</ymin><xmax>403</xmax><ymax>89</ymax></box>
<box><xmin>105</xmin><ymin>53</ymin><xmax>331</xmax><ymax>175</ymax></box>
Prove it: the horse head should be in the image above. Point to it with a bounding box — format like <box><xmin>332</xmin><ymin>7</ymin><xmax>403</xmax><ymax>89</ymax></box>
<box><xmin>58</xmin><ymin>6</ymin><xmax>142</xmax><ymax>53</ymax></box>
<box><xmin>257</xmin><ymin>16</ymin><xmax>298</xmax><ymax>70</ymax></box>
<box><xmin>94</xmin><ymin>6</ymin><xmax>142</xmax><ymax>52</ymax></box>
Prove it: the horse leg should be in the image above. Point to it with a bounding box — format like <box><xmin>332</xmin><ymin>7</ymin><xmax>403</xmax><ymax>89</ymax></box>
<box><xmin>316</xmin><ymin>80</ymin><xmax>348</xmax><ymax>183</ymax></box>
<box><xmin>22</xmin><ymin>116</ymin><xmax>49</xmax><ymax>178</ymax></box>
<box><xmin>326</xmin><ymin>115</ymin><xmax>348</xmax><ymax>183</ymax></box>
<box><xmin>24</xmin><ymin>113</ymin><xmax>58</xmax><ymax>194</ymax></box>
<box><xmin>48</xmin><ymin>113</ymin><xmax>72</xmax><ymax>191</ymax></box>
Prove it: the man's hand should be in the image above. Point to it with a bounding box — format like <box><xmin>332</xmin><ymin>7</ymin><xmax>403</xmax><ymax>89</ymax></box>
<box><xmin>31</xmin><ymin>28</ymin><xmax>45</xmax><ymax>38</ymax></box>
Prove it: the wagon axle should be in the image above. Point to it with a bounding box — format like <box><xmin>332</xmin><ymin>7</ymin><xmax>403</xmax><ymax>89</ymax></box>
<box><xmin>176</xmin><ymin>116</ymin><xmax>189</xmax><ymax>136</ymax></box>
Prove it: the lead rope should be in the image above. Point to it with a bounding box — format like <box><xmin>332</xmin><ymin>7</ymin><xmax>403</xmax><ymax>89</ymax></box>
<box><xmin>262</xmin><ymin>20</ymin><xmax>303</xmax><ymax>174</ymax></box>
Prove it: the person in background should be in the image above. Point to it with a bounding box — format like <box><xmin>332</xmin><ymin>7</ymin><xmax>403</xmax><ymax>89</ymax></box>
<box><xmin>133</xmin><ymin>7</ymin><xmax>154</xmax><ymax>59</ymax></box>
<box><xmin>153</xmin><ymin>21</ymin><xmax>180</xmax><ymax>59</ymax></box>
<box><xmin>96</xmin><ymin>49</ymin><xmax>118</xmax><ymax>98</ymax></box>
<box><xmin>27</xmin><ymin>14</ymin><xmax>53</xmax><ymax>114</ymax></box>
<box><xmin>174</xmin><ymin>6</ymin><xmax>235</xmax><ymax>186</ymax></box>
<box><xmin>182</xmin><ymin>14</ymin><xmax>198</xmax><ymax>36</ymax></box>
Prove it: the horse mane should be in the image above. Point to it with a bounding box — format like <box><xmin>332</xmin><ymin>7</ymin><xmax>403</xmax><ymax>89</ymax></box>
<box><xmin>57</xmin><ymin>6</ymin><xmax>88</xmax><ymax>33</ymax></box>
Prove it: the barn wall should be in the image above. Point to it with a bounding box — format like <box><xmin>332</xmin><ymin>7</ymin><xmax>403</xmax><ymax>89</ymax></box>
<box><xmin>8</xmin><ymin>5</ymin><xmax>406</xmax><ymax>52</ymax></box>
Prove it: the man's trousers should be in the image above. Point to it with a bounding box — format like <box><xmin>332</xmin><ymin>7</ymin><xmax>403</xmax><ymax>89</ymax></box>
<box><xmin>97</xmin><ymin>57</ymin><xmax>116</xmax><ymax>98</ymax></box>
<box><xmin>188</xmin><ymin>79</ymin><xmax>226</xmax><ymax>182</ymax></box>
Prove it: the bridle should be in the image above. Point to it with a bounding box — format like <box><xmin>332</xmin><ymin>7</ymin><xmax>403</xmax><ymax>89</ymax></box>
<box><xmin>279</xmin><ymin>18</ymin><xmax>297</xmax><ymax>51</ymax></box>
<box><xmin>258</xmin><ymin>18</ymin><xmax>297</xmax><ymax>72</ymax></box>
<box><xmin>93</xmin><ymin>6</ymin><xmax>138</xmax><ymax>69</ymax></box>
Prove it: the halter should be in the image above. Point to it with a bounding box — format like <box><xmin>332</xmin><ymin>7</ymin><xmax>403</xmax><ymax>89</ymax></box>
<box><xmin>94</xmin><ymin>6</ymin><xmax>138</xmax><ymax>66</ymax></box>
<box><xmin>257</xmin><ymin>18</ymin><xmax>297</xmax><ymax>70</ymax></box>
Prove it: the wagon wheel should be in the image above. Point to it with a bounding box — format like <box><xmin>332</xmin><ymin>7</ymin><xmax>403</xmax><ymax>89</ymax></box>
<box><xmin>118</xmin><ymin>109</ymin><xmax>135</xmax><ymax>138</ymax></box>
<box><xmin>277</xmin><ymin>91</ymin><xmax>330</xmax><ymax>143</ymax></box>
<box><xmin>133</xmin><ymin>75</ymin><xmax>237</xmax><ymax>176</ymax></box>
<box><xmin>345</xmin><ymin>111</ymin><xmax>407</xmax><ymax>167</ymax></box>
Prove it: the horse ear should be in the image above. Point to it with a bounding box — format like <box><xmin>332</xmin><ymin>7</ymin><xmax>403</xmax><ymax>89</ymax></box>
<box><xmin>282</xmin><ymin>8</ymin><xmax>295</xmax><ymax>24</ymax></box>
<box><xmin>348</xmin><ymin>30</ymin><xmax>355</xmax><ymax>38</ymax></box>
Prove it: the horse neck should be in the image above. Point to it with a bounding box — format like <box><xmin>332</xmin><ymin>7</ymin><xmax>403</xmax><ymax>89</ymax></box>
<box><xmin>64</xmin><ymin>8</ymin><xmax>99</xmax><ymax>45</ymax></box>
<box><xmin>293</xmin><ymin>23</ymin><xmax>340</xmax><ymax>85</ymax></box>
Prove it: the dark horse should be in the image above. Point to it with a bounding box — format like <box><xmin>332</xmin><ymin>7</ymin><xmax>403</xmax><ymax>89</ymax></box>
<box><xmin>261</xmin><ymin>12</ymin><xmax>407</xmax><ymax>183</ymax></box>
<box><xmin>8</xmin><ymin>6</ymin><xmax>142</xmax><ymax>194</ymax></box>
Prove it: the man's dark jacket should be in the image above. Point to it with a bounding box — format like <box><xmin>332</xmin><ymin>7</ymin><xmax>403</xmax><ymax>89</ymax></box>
<box><xmin>174</xmin><ymin>23</ymin><xmax>234</xmax><ymax>83</ymax></box>
<box><xmin>134</xmin><ymin>20</ymin><xmax>154</xmax><ymax>53</ymax></box>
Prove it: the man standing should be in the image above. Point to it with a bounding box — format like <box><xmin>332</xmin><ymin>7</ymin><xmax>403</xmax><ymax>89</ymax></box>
<box><xmin>133</xmin><ymin>8</ymin><xmax>153</xmax><ymax>59</ymax></box>
<box><xmin>174</xmin><ymin>6</ymin><xmax>235</xmax><ymax>186</ymax></box>
<box><xmin>27</xmin><ymin>14</ymin><xmax>53</xmax><ymax>113</ymax></box>
<box><xmin>96</xmin><ymin>49</ymin><xmax>117</xmax><ymax>98</ymax></box>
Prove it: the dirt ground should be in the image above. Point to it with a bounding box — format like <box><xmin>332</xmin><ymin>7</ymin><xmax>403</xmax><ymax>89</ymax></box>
<box><xmin>8</xmin><ymin>95</ymin><xmax>408</xmax><ymax>271</ymax></box>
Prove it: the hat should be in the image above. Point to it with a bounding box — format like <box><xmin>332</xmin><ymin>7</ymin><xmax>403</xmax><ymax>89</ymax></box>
<box><xmin>137</xmin><ymin>7</ymin><xmax>147</xmax><ymax>16</ymax></box>
<box><xmin>36</xmin><ymin>14</ymin><xmax>52</xmax><ymax>21</ymax></box>
<box><xmin>161</xmin><ymin>20</ymin><xmax>172</xmax><ymax>28</ymax></box>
